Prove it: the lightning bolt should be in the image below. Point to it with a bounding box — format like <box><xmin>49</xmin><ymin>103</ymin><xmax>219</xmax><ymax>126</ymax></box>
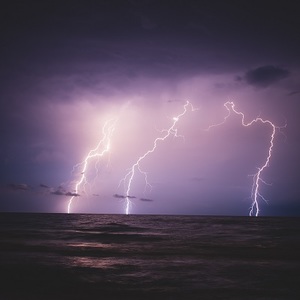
<box><xmin>208</xmin><ymin>101</ymin><xmax>285</xmax><ymax>216</ymax></box>
<box><xmin>67</xmin><ymin>119</ymin><xmax>117</xmax><ymax>213</ymax></box>
<box><xmin>120</xmin><ymin>101</ymin><xmax>197</xmax><ymax>215</ymax></box>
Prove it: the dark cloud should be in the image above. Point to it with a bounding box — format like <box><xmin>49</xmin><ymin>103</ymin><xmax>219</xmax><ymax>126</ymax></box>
<box><xmin>140</xmin><ymin>198</ymin><xmax>153</xmax><ymax>202</ymax></box>
<box><xmin>40</xmin><ymin>184</ymin><xmax>50</xmax><ymax>188</ymax></box>
<box><xmin>51</xmin><ymin>190</ymin><xmax>66</xmax><ymax>196</ymax></box>
<box><xmin>245</xmin><ymin>65</ymin><xmax>290</xmax><ymax>88</ymax></box>
<box><xmin>7</xmin><ymin>183</ymin><xmax>30</xmax><ymax>191</ymax></box>
<box><xmin>51</xmin><ymin>186</ymin><xmax>79</xmax><ymax>197</ymax></box>
<box><xmin>65</xmin><ymin>192</ymin><xmax>80</xmax><ymax>197</ymax></box>
<box><xmin>113</xmin><ymin>194</ymin><xmax>126</xmax><ymax>199</ymax></box>
<box><xmin>113</xmin><ymin>194</ymin><xmax>136</xmax><ymax>199</ymax></box>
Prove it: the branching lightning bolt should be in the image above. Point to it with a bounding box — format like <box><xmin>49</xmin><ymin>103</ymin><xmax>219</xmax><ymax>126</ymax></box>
<box><xmin>120</xmin><ymin>101</ymin><xmax>197</xmax><ymax>215</ymax></box>
<box><xmin>67</xmin><ymin>119</ymin><xmax>117</xmax><ymax>213</ymax></box>
<box><xmin>207</xmin><ymin>101</ymin><xmax>285</xmax><ymax>216</ymax></box>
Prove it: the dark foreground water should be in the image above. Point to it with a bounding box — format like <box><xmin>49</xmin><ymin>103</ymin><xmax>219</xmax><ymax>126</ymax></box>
<box><xmin>0</xmin><ymin>213</ymin><xmax>299</xmax><ymax>300</ymax></box>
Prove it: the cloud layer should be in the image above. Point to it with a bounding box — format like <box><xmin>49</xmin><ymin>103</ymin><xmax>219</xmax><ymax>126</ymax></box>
<box><xmin>245</xmin><ymin>66</ymin><xmax>290</xmax><ymax>88</ymax></box>
<box><xmin>1</xmin><ymin>1</ymin><xmax>299</xmax><ymax>215</ymax></box>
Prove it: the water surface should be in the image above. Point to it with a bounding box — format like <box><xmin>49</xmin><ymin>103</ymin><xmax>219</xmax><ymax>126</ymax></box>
<box><xmin>0</xmin><ymin>213</ymin><xmax>299</xmax><ymax>299</ymax></box>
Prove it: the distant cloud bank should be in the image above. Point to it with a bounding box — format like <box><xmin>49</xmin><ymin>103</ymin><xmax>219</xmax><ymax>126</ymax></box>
<box><xmin>244</xmin><ymin>65</ymin><xmax>289</xmax><ymax>88</ymax></box>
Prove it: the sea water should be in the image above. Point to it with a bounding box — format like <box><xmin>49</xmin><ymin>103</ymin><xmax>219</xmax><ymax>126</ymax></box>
<box><xmin>0</xmin><ymin>213</ymin><xmax>299</xmax><ymax>299</ymax></box>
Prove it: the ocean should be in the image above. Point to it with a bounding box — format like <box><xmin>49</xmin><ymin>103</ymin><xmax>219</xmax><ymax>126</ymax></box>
<box><xmin>0</xmin><ymin>213</ymin><xmax>299</xmax><ymax>299</ymax></box>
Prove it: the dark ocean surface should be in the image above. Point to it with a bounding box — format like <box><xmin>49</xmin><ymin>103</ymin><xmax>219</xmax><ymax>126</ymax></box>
<box><xmin>0</xmin><ymin>213</ymin><xmax>299</xmax><ymax>300</ymax></box>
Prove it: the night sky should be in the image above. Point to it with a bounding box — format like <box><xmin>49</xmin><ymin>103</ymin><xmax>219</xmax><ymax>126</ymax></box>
<box><xmin>1</xmin><ymin>0</ymin><xmax>299</xmax><ymax>215</ymax></box>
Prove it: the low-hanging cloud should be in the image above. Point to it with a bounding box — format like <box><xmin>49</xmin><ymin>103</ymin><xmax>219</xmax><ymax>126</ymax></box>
<box><xmin>140</xmin><ymin>198</ymin><xmax>154</xmax><ymax>202</ymax></box>
<box><xmin>7</xmin><ymin>183</ymin><xmax>30</xmax><ymax>191</ymax></box>
<box><xmin>51</xmin><ymin>186</ymin><xmax>80</xmax><ymax>197</ymax></box>
<box><xmin>40</xmin><ymin>183</ymin><xmax>50</xmax><ymax>188</ymax></box>
<box><xmin>65</xmin><ymin>192</ymin><xmax>80</xmax><ymax>197</ymax></box>
<box><xmin>113</xmin><ymin>194</ymin><xmax>136</xmax><ymax>199</ymax></box>
<box><xmin>245</xmin><ymin>65</ymin><xmax>289</xmax><ymax>87</ymax></box>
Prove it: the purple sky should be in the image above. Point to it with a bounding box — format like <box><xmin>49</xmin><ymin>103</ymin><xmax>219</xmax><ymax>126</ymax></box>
<box><xmin>1</xmin><ymin>0</ymin><xmax>299</xmax><ymax>215</ymax></box>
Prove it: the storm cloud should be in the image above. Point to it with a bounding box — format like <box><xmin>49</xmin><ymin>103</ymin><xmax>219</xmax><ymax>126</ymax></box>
<box><xmin>140</xmin><ymin>198</ymin><xmax>154</xmax><ymax>202</ymax></box>
<box><xmin>7</xmin><ymin>183</ymin><xmax>30</xmax><ymax>191</ymax></box>
<box><xmin>0</xmin><ymin>1</ymin><xmax>299</xmax><ymax>215</ymax></box>
<box><xmin>245</xmin><ymin>66</ymin><xmax>290</xmax><ymax>88</ymax></box>
<box><xmin>51</xmin><ymin>186</ymin><xmax>79</xmax><ymax>197</ymax></box>
<box><xmin>113</xmin><ymin>194</ymin><xmax>136</xmax><ymax>199</ymax></box>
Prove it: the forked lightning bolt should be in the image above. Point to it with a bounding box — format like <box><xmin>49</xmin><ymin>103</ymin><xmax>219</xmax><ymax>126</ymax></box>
<box><xmin>120</xmin><ymin>101</ymin><xmax>196</xmax><ymax>215</ymax></box>
<box><xmin>208</xmin><ymin>101</ymin><xmax>284</xmax><ymax>216</ymax></box>
<box><xmin>67</xmin><ymin>119</ymin><xmax>117</xmax><ymax>213</ymax></box>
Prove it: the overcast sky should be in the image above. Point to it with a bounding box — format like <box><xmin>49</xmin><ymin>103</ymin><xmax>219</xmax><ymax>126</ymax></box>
<box><xmin>1</xmin><ymin>0</ymin><xmax>299</xmax><ymax>216</ymax></box>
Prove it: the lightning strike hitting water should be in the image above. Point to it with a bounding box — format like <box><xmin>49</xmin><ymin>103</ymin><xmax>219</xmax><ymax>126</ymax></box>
<box><xmin>120</xmin><ymin>101</ymin><xmax>196</xmax><ymax>215</ymax></box>
<box><xmin>67</xmin><ymin>119</ymin><xmax>117</xmax><ymax>213</ymax></box>
<box><xmin>209</xmin><ymin>101</ymin><xmax>283</xmax><ymax>216</ymax></box>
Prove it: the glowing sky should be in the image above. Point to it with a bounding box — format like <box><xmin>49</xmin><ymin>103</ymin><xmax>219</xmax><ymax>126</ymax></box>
<box><xmin>1</xmin><ymin>0</ymin><xmax>299</xmax><ymax>215</ymax></box>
